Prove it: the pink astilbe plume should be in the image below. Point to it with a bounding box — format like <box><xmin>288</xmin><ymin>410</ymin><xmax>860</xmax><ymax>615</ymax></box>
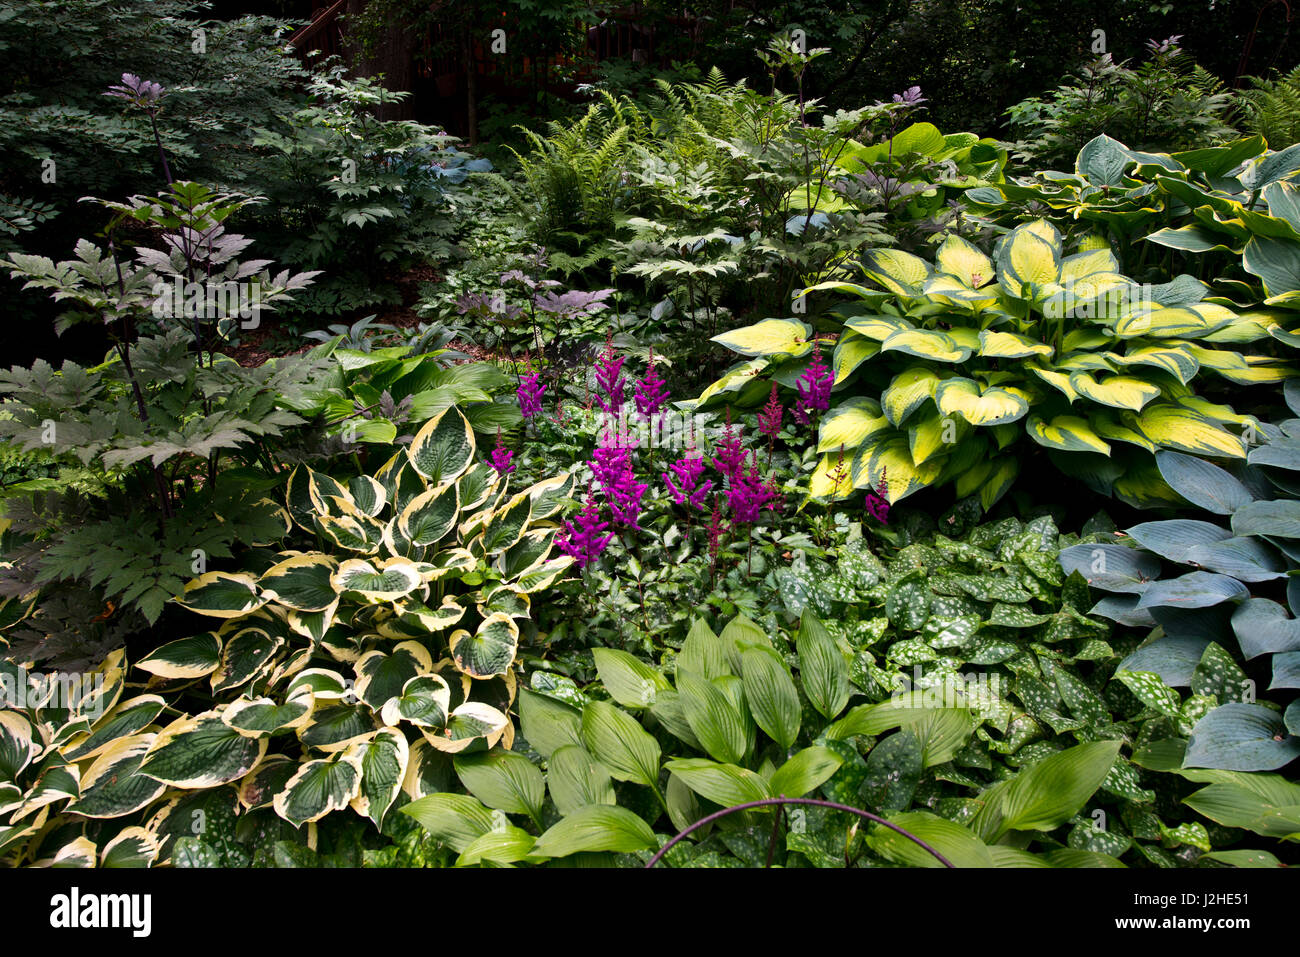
<box><xmin>711</xmin><ymin>411</ymin><xmax>747</xmax><ymax>479</ymax></box>
<box><xmin>864</xmin><ymin>467</ymin><xmax>890</xmax><ymax>523</ymax></box>
<box><xmin>634</xmin><ymin>349</ymin><xmax>670</xmax><ymax>416</ymax></box>
<box><xmin>794</xmin><ymin>342</ymin><xmax>833</xmax><ymax>426</ymax></box>
<box><xmin>517</xmin><ymin>369</ymin><xmax>545</xmax><ymax>419</ymax></box>
<box><xmin>728</xmin><ymin>453</ymin><xmax>776</xmax><ymax>524</ymax></box>
<box><xmin>557</xmin><ymin>495</ymin><xmax>614</xmax><ymax>569</ymax></box>
<box><xmin>758</xmin><ymin>382</ymin><xmax>783</xmax><ymax>440</ymax></box>
<box><xmin>594</xmin><ymin>334</ymin><xmax>627</xmax><ymax>413</ymax></box>
<box><xmin>707</xmin><ymin>497</ymin><xmax>725</xmax><ymax>577</ymax></box>
<box><xmin>489</xmin><ymin>429</ymin><xmax>515</xmax><ymax>476</ymax></box>
<box><xmin>663</xmin><ymin>454</ymin><xmax>713</xmax><ymax>511</ymax></box>
<box><xmin>591</xmin><ymin>433</ymin><xmax>648</xmax><ymax>528</ymax></box>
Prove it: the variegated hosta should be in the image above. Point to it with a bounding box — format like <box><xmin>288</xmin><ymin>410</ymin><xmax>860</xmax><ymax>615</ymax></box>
<box><xmin>700</xmin><ymin>218</ymin><xmax>1290</xmax><ymax>509</ymax></box>
<box><xmin>0</xmin><ymin>408</ymin><xmax>579</xmax><ymax>864</ymax></box>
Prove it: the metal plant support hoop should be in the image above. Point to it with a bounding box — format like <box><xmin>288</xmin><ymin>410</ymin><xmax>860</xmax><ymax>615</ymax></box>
<box><xmin>644</xmin><ymin>796</ymin><xmax>956</xmax><ymax>869</ymax></box>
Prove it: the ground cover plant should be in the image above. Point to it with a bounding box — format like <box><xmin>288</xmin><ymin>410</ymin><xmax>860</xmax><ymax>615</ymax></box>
<box><xmin>0</xmin><ymin>7</ymin><xmax>1296</xmax><ymax>872</ymax></box>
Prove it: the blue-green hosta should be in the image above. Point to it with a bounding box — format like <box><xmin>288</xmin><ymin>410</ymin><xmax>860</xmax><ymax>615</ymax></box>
<box><xmin>700</xmin><ymin>218</ymin><xmax>1288</xmax><ymax>508</ymax></box>
<box><xmin>1061</xmin><ymin>395</ymin><xmax>1300</xmax><ymax>780</ymax></box>
<box><xmin>0</xmin><ymin>408</ymin><xmax>579</xmax><ymax>865</ymax></box>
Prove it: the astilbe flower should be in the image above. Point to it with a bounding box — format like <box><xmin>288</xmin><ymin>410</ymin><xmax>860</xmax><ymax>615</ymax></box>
<box><xmin>490</xmin><ymin>429</ymin><xmax>515</xmax><ymax>476</ymax></box>
<box><xmin>591</xmin><ymin>433</ymin><xmax>648</xmax><ymax>527</ymax></box>
<box><xmin>517</xmin><ymin>370</ymin><xmax>545</xmax><ymax>419</ymax></box>
<box><xmin>594</xmin><ymin>335</ymin><xmax>627</xmax><ymax>413</ymax></box>
<box><xmin>794</xmin><ymin>343</ymin><xmax>833</xmax><ymax>425</ymax></box>
<box><xmin>711</xmin><ymin>411</ymin><xmax>747</xmax><ymax>480</ymax></box>
<box><xmin>728</xmin><ymin>453</ymin><xmax>776</xmax><ymax>524</ymax></box>
<box><xmin>864</xmin><ymin>468</ymin><xmax>890</xmax><ymax>523</ymax></box>
<box><xmin>634</xmin><ymin>349</ymin><xmax>670</xmax><ymax>416</ymax></box>
<box><xmin>557</xmin><ymin>496</ymin><xmax>614</xmax><ymax>569</ymax></box>
<box><xmin>707</xmin><ymin>498</ymin><xmax>725</xmax><ymax>577</ymax></box>
<box><xmin>758</xmin><ymin>383</ymin><xmax>783</xmax><ymax>440</ymax></box>
<box><xmin>663</xmin><ymin>454</ymin><xmax>713</xmax><ymax>511</ymax></box>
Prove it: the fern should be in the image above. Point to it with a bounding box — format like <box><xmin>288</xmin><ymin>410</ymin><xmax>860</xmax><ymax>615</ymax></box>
<box><xmin>1237</xmin><ymin>64</ymin><xmax>1300</xmax><ymax>147</ymax></box>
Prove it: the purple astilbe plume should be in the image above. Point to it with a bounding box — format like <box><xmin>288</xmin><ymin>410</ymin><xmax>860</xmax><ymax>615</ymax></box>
<box><xmin>591</xmin><ymin>434</ymin><xmax>647</xmax><ymax>527</ymax></box>
<box><xmin>557</xmin><ymin>495</ymin><xmax>614</xmax><ymax>569</ymax></box>
<box><xmin>634</xmin><ymin>349</ymin><xmax>670</xmax><ymax>416</ymax></box>
<box><xmin>663</xmin><ymin>454</ymin><xmax>713</xmax><ymax>511</ymax></box>
<box><xmin>864</xmin><ymin>467</ymin><xmax>890</xmax><ymax>523</ymax></box>
<box><xmin>794</xmin><ymin>343</ymin><xmax>833</xmax><ymax>426</ymax></box>
<box><xmin>758</xmin><ymin>383</ymin><xmax>783</xmax><ymax>439</ymax></box>
<box><xmin>490</xmin><ymin>429</ymin><xmax>516</xmax><ymax>476</ymax></box>
<box><xmin>711</xmin><ymin>411</ymin><xmax>747</xmax><ymax>479</ymax></box>
<box><xmin>729</xmin><ymin>453</ymin><xmax>777</xmax><ymax>525</ymax></box>
<box><xmin>707</xmin><ymin>497</ymin><xmax>725</xmax><ymax>579</ymax></box>
<box><xmin>517</xmin><ymin>369</ymin><xmax>545</xmax><ymax>419</ymax></box>
<box><xmin>593</xmin><ymin>335</ymin><xmax>627</xmax><ymax>413</ymax></box>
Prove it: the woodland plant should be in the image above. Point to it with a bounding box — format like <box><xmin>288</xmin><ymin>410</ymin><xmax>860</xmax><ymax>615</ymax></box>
<box><xmin>0</xmin><ymin>409</ymin><xmax>581</xmax><ymax>865</ymax></box>
<box><xmin>700</xmin><ymin>216</ymin><xmax>1291</xmax><ymax>510</ymax></box>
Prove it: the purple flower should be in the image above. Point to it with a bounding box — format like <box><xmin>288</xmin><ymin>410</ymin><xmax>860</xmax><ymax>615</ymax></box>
<box><xmin>591</xmin><ymin>434</ymin><xmax>647</xmax><ymax>528</ymax></box>
<box><xmin>728</xmin><ymin>454</ymin><xmax>776</xmax><ymax>525</ymax></box>
<box><xmin>758</xmin><ymin>382</ymin><xmax>783</xmax><ymax>440</ymax></box>
<box><xmin>663</xmin><ymin>454</ymin><xmax>713</xmax><ymax>511</ymax></box>
<box><xmin>634</xmin><ymin>350</ymin><xmax>670</xmax><ymax>417</ymax></box>
<box><xmin>864</xmin><ymin>468</ymin><xmax>890</xmax><ymax>523</ymax></box>
<box><xmin>794</xmin><ymin>344</ymin><xmax>832</xmax><ymax>426</ymax></box>
<box><xmin>711</xmin><ymin>414</ymin><xmax>747</xmax><ymax>480</ymax></box>
<box><xmin>517</xmin><ymin>371</ymin><xmax>545</xmax><ymax>419</ymax></box>
<box><xmin>594</xmin><ymin>337</ymin><xmax>626</xmax><ymax>414</ymax></box>
<box><xmin>490</xmin><ymin>430</ymin><xmax>515</xmax><ymax>476</ymax></box>
<box><xmin>557</xmin><ymin>497</ymin><xmax>614</xmax><ymax>569</ymax></box>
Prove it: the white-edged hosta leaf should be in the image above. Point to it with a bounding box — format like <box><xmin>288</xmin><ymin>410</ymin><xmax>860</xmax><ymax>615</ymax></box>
<box><xmin>423</xmin><ymin>701</ymin><xmax>509</xmax><ymax>754</ymax></box>
<box><xmin>257</xmin><ymin>555</ymin><xmax>338</xmax><ymax>612</ymax></box>
<box><xmin>100</xmin><ymin>826</ymin><xmax>160</xmax><ymax>868</ymax></box>
<box><xmin>222</xmin><ymin>695</ymin><xmax>314</xmax><ymax>737</ymax></box>
<box><xmin>449</xmin><ymin>613</ymin><xmax>520</xmax><ymax>679</ymax></box>
<box><xmin>381</xmin><ymin>674</ymin><xmax>452</xmax><ymax>729</ymax></box>
<box><xmin>349</xmin><ymin>729</ymin><xmax>409</xmax><ymax>829</ymax></box>
<box><xmin>70</xmin><ymin>733</ymin><xmax>166</xmax><ymax>818</ymax></box>
<box><xmin>407</xmin><ymin>406</ymin><xmax>476</xmax><ymax>485</ymax></box>
<box><xmin>273</xmin><ymin>751</ymin><xmax>364</xmax><ymax>826</ymax></box>
<box><xmin>174</xmin><ymin>572</ymin><xmax>264</xmax><ymax>618</ymax></box>
<box><xmin>135</xmin><ymin>633</ymin><xmax>221</xmax><ymax>680</ymax></box>
<box><xmin>331</xmin><ymin>557</ymin><xmax>423</xmax><ymax>601</ymax></box>
<box><xmin>140</xmin><ymin>712</ymin><xmax>267</xmax><ymax>788</ymax></box>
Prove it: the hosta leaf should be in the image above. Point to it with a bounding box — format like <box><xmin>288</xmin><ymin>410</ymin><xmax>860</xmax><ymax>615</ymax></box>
<box><xmin>140</xmin><ymin>712</ymin><xmax>267</xmax><ymax>788</ymax></box>
<box><xmin>407</xmin><ymin>406</ymin><xmax>475</xmax><ymax>485</ymax></box>
<box><xmin>273</xmin><ymin>752</ymin><xmax>363</xmax><ymax>826</ymax></box>
<box><xmin>870</xmin><ymin>811</ymin><xmax>993</xmax><ymax>868</ymax></box>
<box><xmin>817</xmin><ymin>396</ymin><xmax>890</xmax><ymax>453</ymax></box>
<box><xmin>882</xmin><ymin>367</ymin><xmax>941</xmax><ymax>426</ymax></box>
<box><xmin>331</xmin><ymin>557</ymin><xmax>423</xmax><ymax>601</ymax></box>
<box><xmin>580</xmin><ymin>700</ymin><xmax>661</xmax><ymax>789</ymax></box>
<box><xmin>258</xmin><ymin>555</ymin><xmax>338</xmax><ymax>612</ymax></box>
<box><xmin>70</xmin><ymin>734</ymin><xmax>166</xmax><ymax>819</ymax></box>
<box><xmin>1069</xmin><ymin>373</ymin><xmax>1160</xmax><ymax>411</ymax></box>
<box><xmin>934</xmin><ymin>377</ymin><xmax>1030</xmax><ymax>426</ymax></box>
<box><xmin>449</xmin><ymin>613</ymin><xmax>520</xmax><ymax>679</ymax></box>
<box><xmin>768</xmin><ymin>746</ymin><xmax>843</xmax><ymax>798</ymax></box>
<box><xmin>592</xmin><ymin>648</ymin><xmax>670</xmax><ymax>710</ymax></box>
<box><xmin>454</xmin><ymin>750</ymin><xmax>545</xmax><ymax>821</ymax></box>
<box><xmin>1026</xmin><ymin>415</ymin><xmax>1110</xmax><ymax>455</ymax></box>
<box><xmin>664</xmin><ymin>758</ymin><xmax>771</xmax><ymax>806</ymax></box>
<box><xmin>401</xmin><ymin>792</ymin><xmax>496</xmax><ymax>852</ymax></box>
<box><xmin>518</xmin><ymin>688</ymin><xmax>582</xmax><ymax>759</ymax></box>
<box><xmin>380</xmin><ymin>674</ymin><xmax>452</xmax><ymax>729</ymax></box>
<box><xmin>1137</xmin><ymin>406</ymin><xmax>1246</xmax><ymax>458</ymax></box>
<box><xmin>710</xmin><ymin>318</ymin><xmax>812</xmax><ymax>358</ymax></box>
<box><xmin>677</xmin><ymin>670</ymin><xmax>749</xmax><ymax>765</ymax></box>
<box><xmin>797</xmin><ymin>611</ymin><xmax>851</xmax><ymax>720</ymax></box>
<box><xmin>739</xmin><ymin>648</ymin><xmax>800</xmax><ymax>751</ymax></box>
<box><xmin>174</xmin><ymin>572</ymin><xmax>265</xmax><ymax>619</ymax></box>
<box><xmin>530</xmin><ymin>805</ymin><xmax>656</xmax><ymax>858</ymax></box>
<box><xmin>350</xmin><ymin>729</ymin><xmax>409</xmax><ymax>830</ymax></box>
<box><xmin>1185</xmin><ymin>703</ymin><xmax>1300</xmax><ymax>771</ymax></box>
<box><xmin>398</xmin><ymin>482</ymin><xmax>460</xmax><ymax>547</ymax></box>
<box><xmin>546</xmin><ymin>744</ymin><xmax>616</xmax><ymax>816</ymax></box>
<box><xmin>135</xmin><ymin>633</ymin><xmax>221</xmax><ymax>680</ymax></box>
<box><xmin>971</xmin><ymin>740</ymin><xmax>1122</xmax><ymax>842</ymax></box>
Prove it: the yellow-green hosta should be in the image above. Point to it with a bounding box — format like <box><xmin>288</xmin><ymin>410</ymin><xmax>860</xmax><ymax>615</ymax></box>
<box><xmin>699</xmin><ymin>219</ymin><xmax>1288</xmax><ymax>508</ymax></box>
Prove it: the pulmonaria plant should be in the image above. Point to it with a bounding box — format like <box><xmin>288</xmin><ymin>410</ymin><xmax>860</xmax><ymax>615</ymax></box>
<box><xmin>594</xmin><ymin>335</ymin><xmax>627</xmax><ymax>414</ymax></box>
<box><xmin>634</xmin><ymin>350</ymin><xmax>670</xmax><ymax>417</ymax></box>
<box><xmin>556</xmin><ymin>495</ymin><xmax>614</xmax><ymax>569</ymax></box>
<box><xmin>793</xmin><ymin>343</ymin><xmax>833</xmax><ymax>426</ymax></box>
<box><xmin>663</xmin><ymin>454</ymin><xmax>713</xmax><ymax>511</ymax></box>
<box><xmin>517</xmin><ymin>370</ymin><xmax>545</xmax><ymax>419</ymax></box>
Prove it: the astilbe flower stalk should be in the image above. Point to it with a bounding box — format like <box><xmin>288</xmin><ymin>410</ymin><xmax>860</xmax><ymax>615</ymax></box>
<box><xmin>864</xmin><ymin>468</ymin><xmax>890</xmax><ymax>523</ymax></box>
<box><xmin>711</xmin><ymin>411</ymin><xmax>747</xmax><ymax>480</ymax></box>
<box><xmin>663</xmin><ymin>454</ymin><xmax>713</xmax><ymax>512</ymax></box>
<box><xmin>794</xmin><ymin>343</ymin><xmax>833</xmax><ymax>426</ymax></box>
<box><xmin>591</xmin><ymin>433</ymin><xmax>648</xmax><ymax>528</ymax></box>
<box><xmin>517</xmin><ymin>369</ymin><xmax>545</xmax><ymax>419</ymax></box>
<box><xmin>490</xmin><ymin>429</ymin><xmax>515</xmax><ymax>476</ymax></box>
<box><xmin>758</xmin><ymin>382</ymin><xmax>783</xmax><ymax>466</ymax></box>
<box><xmin>594</xmin><ymin>334</ymin><xmax>627</xmax><ymax>413</ymax></box>
<box><xmin>557</xmin><ymin>495</ymin><xmax>614</xmax><ymax>569</ymax></box>
<box><xmin>634</xmin><ymin>349</ymin><xmax>670</xmax><ymax>417</ymax></box>
<box><xmin>707</xmin><ymin>497</ymin><xmax>725</xmax><ymax>582</ymax></box>
<box><xmin>729</xmin><ymin>453</ymin><xmax>777</xmax><ymax>525</ymax></box>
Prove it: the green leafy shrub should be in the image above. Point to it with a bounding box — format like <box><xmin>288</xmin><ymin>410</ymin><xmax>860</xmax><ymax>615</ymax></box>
<box><xmin>1235</xmin><ymin>65</ymin><xmax>1300</xmax><ymax>149</ymax></box>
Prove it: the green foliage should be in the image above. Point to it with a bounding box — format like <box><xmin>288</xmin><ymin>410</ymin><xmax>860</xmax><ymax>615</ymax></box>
<box><xmin>1235</xmin><ymin>65</ymin><xmax>1300</xmax><ymax>149</ymax></box>
<box><xmin>0</xmin><ymin>413</ymin><xmax>579</xmax><ymax>864</ymax></box>
<box><xmin>1007</xmin><ymin>39</ymin><xmax>1238</xmax><ymax>169</ymax></box>
<box><xmin>705</xmin><ymin>215</ymin><xmax>1279</xmax><ymax>508</ymax></box>
<box><xmin>1065</xmin><ymin>391</ymin><xmax>1300</xmax><ymax>775</ymax></box>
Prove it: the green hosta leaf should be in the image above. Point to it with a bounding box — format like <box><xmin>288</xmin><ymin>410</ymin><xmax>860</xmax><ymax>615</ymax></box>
<box><xmin>69</xmin><ymin>735</ymin><xmax>166</xmax><ymax>819</ymax></box>
<box><xmin>970</xmin><ymin>739</ymin><xmax>1122</xmax><ymax>842</ymax></box>
<box><xmin>934</xmin><ymin>378</ymin><xmax>1030</xmax><ymax>426</ymax></box>
<box><xmin>530</xmin><ymin>805</ymin><xmax>656</xmax><ymax>858</ymax></box>
<box><xmin>664</xmin><ymin>758</ymin><xmax>771</xmax><ymax>806</ymax></box>
<box><xmin>710</xmin><ymin>318</ymin><xmax>812</xmax><ymax>358</ymax></box>
<box><xmin>817</xmin><ymin>396</ymin><xmax>890</xmax><ymax>453</ymax></box>
<box><xmin>398</xmin><ymin>482</ymin><xmax>460</xmax><ymax>547</ymax></box>
<box><xmin>518</xmin><ymin>688</ymin><xmax>582</xmax><ymax>759</ymax></box>
<box><xmin>677</xmin><ymin>670</ymin><xmax>749</xmax><ymax>765</ymax></box>
<box><xmin>257</xmin><ymin>556</ymin><xmax>338</xmax><ymax>612</ymax></box>
<box><xmin>1135</xmin><ymin>572</ymin><xmax>1249</xmax><ymax>610</ymax></box>
<box><xmin>140</xmin><ymin>713</ymin><xmax>267</xmax><ymax>788</ymax></box>
<box><xmin>797</xmin><ymin>611</ymin><xmax>851</xmax><ymax>720</ymax></box>
<box><xmin>449</xmin><ymin>613</ymin><xmax>520</xmax><ymax>679</ymax></box>
<box><xmin>401</xmin><ymin>792</ymin><xmax>496</xmax><ymax>852</ymax></box>
<box><xmin>135</xmin><ymin>633</ymin><xmax>221</xmax><ymax>680</ymax></box>
<box><xmin>881</xmin><ymin>367</ymin><xmax>942</xmax><ymax>426</ymax></box>
<box><xmin>454</xmin><ymin>750</ymin><xmax>545</xmax><ymax>822</ymax></box>
<box><xmin>174</xmin><ymin>572</ymin><xmax>265</xmax><ymax>619</ymax></box>
<box><xmin>331</xmin><ymin>557</ymin><xmax>423</xmax><ymax>601</ymax></box>
<box><xmin>407</xmin><ymin>406</ymin><xmax>475</xmax><ymax>485</ymax></box>
<box><xmin>768</xmin><ymin>746</ymin><xmax>843</xmax><ymax>798</ymax></box>
<box><xmin>350</xmin><ymin>729</ymin><xmax>408</xmax><ymax>830</ymax></box>
<box><xmin>546</xmin><ymin>744</ymin><xmax>616</xmax><ymax>816</ymax></box>
<box><xmin>1184</xmin><ymin>703</ymin><xmax>1300</xmax><ymax>772</ymax></box>
<box><xmin>1181</xmin><ymin>772</ymin><xmax>1300</xmax><ymax>839</ymax></box>
<box><xmin>580</xmin><ymin>700</ymin><xmax>661</xmax><ymax>789</ymax></box>
<box><xmin>1232</xmin><ymin>499</ymin><xmax>1300</xmax><ymax>538</ymax></box>
<box><xmin>455</xmin><ymin>826</ymin><xmax>538</xmax><ymax>866</ymax></box>
<box><xmin>592</xmin><ymin>648</ymin><xmax>670</xmax><ymax>709</ymax></box>
<box><xmin>869</xmin><ymin>811</ymin><xmax>994</xmax><ymax>868</ymax></box>
<box><xmin>273</xmin><ymin>752</ymin><xmax>364</xmax><ymax>826</ymax></box>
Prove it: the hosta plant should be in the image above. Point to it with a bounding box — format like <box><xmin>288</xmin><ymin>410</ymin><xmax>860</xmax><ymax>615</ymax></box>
<box><xmin>1060</xmin><ymin>404</ymin><xmax>1300</xmax><ymax>778</ymax></box>
<box><xmin>0</xmin><ymin>409</ymin><xmax>581</xmax><ymax>864</ymax></box>
<box><xmin>401</xmin><ymin>609</ymin><xmax>1146</xmax><ymax>867</ymax></box>
<box><xmin>701</xmin><ymin>217</ymin><xmax>1289</xmax><ymax>509</ymax></box>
